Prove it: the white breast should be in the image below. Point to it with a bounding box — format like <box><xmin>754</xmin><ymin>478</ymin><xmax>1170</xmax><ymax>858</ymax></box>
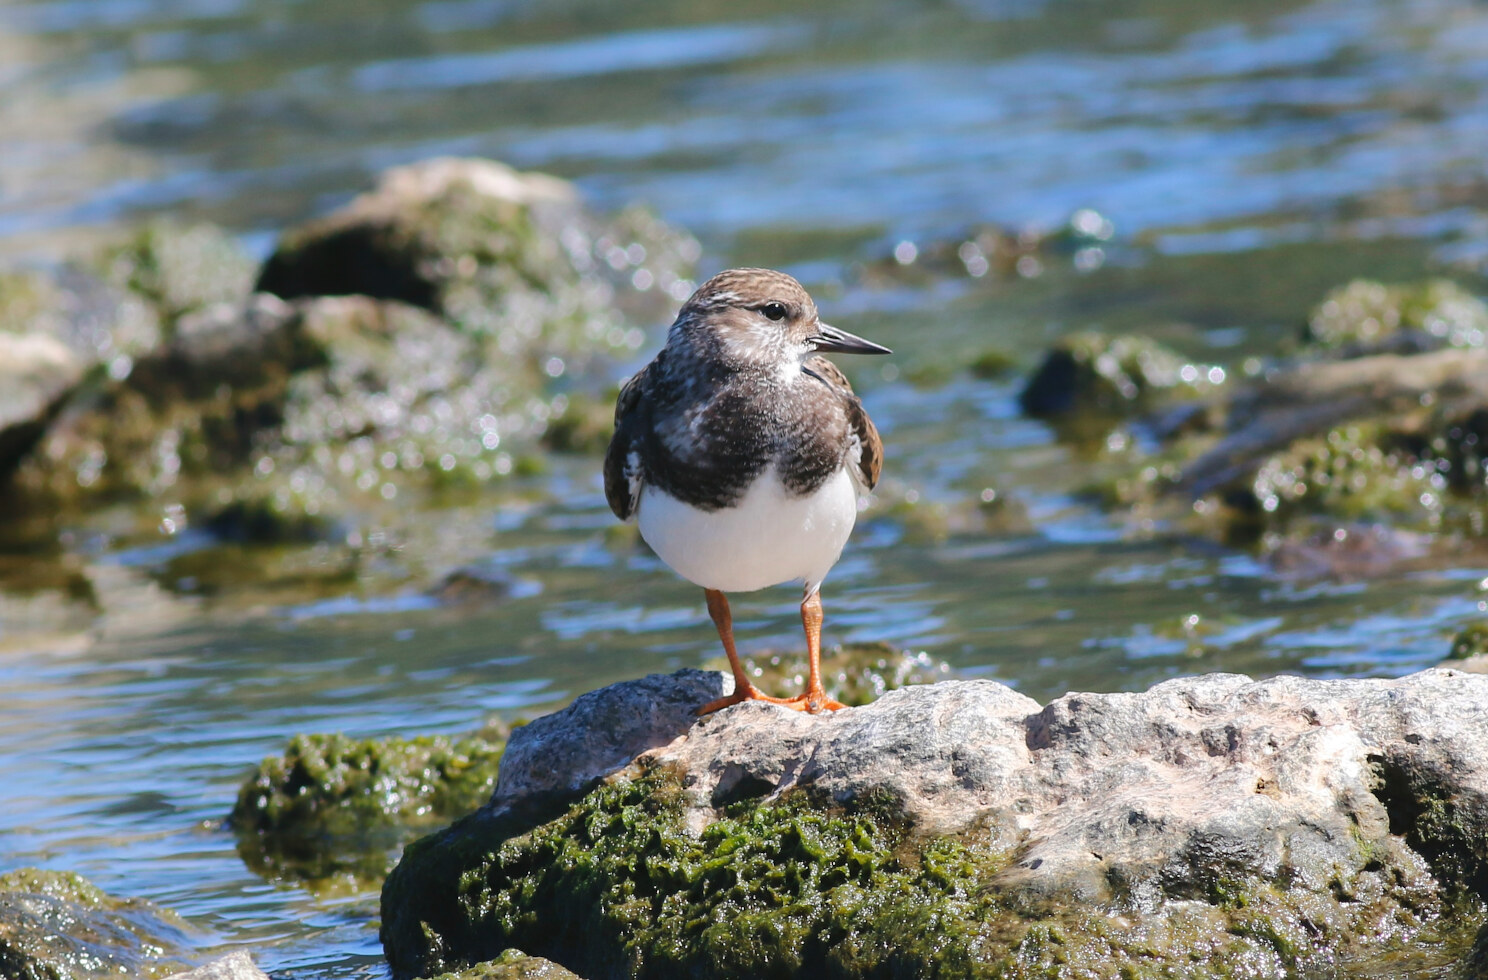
<box><xmin>637</xmin><ymin>465</ymin><xmax>859</xmax><ymax>594</ymax></box>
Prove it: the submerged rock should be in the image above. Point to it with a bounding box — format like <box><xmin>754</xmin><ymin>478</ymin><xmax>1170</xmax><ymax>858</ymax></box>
<box><xmin>0</xmin><ymin>868</ymin><xmax>194</xmax><ymax>980</ymax></box>
<box><xmin>383</xmin><ymin>668</ymin><xmax>1488</xmax><ymax>980</ymax></box>
<box><xmin>164</xmin><ymin>952</ymin><xmax>269</xmax><ymax>980</ymax></box>
<box><xmin>1019</xmin><ymin>330</ymin><xmax>1220</xmax><ymax>422</ymax></box>
<box><xmin>232</xmin><ymin>726</ymin><xmax>506</xmax><ymax>886</ymax></box>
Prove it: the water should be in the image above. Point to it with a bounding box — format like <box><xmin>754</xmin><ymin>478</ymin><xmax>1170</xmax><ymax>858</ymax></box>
<box><xmin>4</xmin><ymin>0</ymin><xmax>1488</xmax><ymax>975</ymax></box>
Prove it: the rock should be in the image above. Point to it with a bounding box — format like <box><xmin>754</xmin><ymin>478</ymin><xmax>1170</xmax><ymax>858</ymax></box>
<box><xmin>1304</xmin><ymin>278</ymin><xmax>1488</xmax><ymax>353</ymax></box>
<box><xmin>1019</xmin><ymin>330</ymin><xmax>1219</xmax><ymax>422</ymax></box>
<box><xmin>0</xmin><ymin>266</ymin><xmax>160</xmax><ymax>364</ymax></box>
<box><xmin>164</xmin><ymin>952</ymin><xmax>269</xmax><ymax>980</ymax></box>
<box><xmin>383</xmin><ymin>669</ymin><xmax>1488</xmax><ymax>980</ymax></box>
<box><xmin>488</xmin><ymin>669</ymin><xmax>722</xmax><ymax>815</ymax></box>
<box><xmin>0</xmin><ymin>868</ymin><xmax>194</xmax><ymax>980</ymax></box>
<box><xmin>98</xmin><ymin>221</ymin><xmax>258</xmax><ymax>325</ymax></box>
<box><xmin>231</xmin><ymin>726</ymin><xmax>506</xmax><ymax>886</ymax></box>
<box><xmin>0</xmin><ymin>332</ymin><xmax>84</xmax><ymax>476</ymax></box>
<box><xmin>415</xmin><ymin>949</ymin><xmax>582</xmax><ymax>980</ymax></box>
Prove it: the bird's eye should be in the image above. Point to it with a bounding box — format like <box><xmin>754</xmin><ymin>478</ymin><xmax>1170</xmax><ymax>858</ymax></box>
<box><xmin>760</xmin><ymin>302</ymin><xmax>788</xmax><ymax>321</ymax></box>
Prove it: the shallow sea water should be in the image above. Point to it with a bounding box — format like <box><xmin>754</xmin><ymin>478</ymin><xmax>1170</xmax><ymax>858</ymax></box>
<box><xmin>3</xmin><ymin>0</ymin><xmax>1488</xmax><ymax>975</ymax></box>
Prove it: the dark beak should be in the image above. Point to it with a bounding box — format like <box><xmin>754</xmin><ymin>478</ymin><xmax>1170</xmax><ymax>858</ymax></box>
<box><xmin>809</xmin><ymin>322</ymin><xmax>893</xmax><ymax>356</ymax></box>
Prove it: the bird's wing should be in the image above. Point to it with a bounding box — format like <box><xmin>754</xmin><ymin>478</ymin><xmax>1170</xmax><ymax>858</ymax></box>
<box><xmin>806</xmin><ymin>356</ymin><xmax>882</xmax><ymax>490</ymax></box>
<box><xmin>603</xmin><ymin>364</ymin><xmax>650</xmax><ymax>520</ymax></box>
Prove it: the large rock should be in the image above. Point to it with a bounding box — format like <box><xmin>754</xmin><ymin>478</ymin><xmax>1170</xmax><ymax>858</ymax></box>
<box><xmin>0</xmin><ymin>868</ymin><xmax>194</xmax><ymax>980</ymax></box>
<box><xmin>383</xmin><ymin>668</ymin><xmax>1488</xmax><ymax>979</ymax></box>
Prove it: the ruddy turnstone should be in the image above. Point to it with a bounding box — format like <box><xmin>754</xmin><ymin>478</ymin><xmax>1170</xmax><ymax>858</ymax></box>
<box><xmin>603</xmin><ymin>268</ymin><xmax>889</xmax><ymax>714</ymax></box>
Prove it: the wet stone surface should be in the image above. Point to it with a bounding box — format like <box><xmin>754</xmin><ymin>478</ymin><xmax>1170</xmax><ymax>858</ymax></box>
<box><xmin>0</xmin><ymin>869</ymin><xmax>196</xmax><ymax>980</ymax></box>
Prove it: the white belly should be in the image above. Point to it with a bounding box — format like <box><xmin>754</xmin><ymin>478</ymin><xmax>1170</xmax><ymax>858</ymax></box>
<box><xmin>638</xmin><ymin>466</ymin><xmax>859</xmax><ymax>594</ymax></box>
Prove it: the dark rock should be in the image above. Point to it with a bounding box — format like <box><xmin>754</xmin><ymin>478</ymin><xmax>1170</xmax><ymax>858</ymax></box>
<box><xmin>164</xmin><ymin>952</ymin><xmax>268</xmax><ymax>980</ymax></box>
<box><xmin>0</xmin><ymin>868</ymin><xmax>195</xmax><ymax>980</ymax></box>
<box><xmin>383</xmin><ymin>668</ymin><xmax>1488</xmax><ymax>980</ymax></box>
<box><xmin>232</xmin><ymin>726</ymin><xmax>506</xmax><ymax>886</ymax></box>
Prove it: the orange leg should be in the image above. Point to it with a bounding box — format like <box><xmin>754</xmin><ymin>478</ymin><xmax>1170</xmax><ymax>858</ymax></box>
<box><xmin>695</xmin><ymin>589</ymin><xmax>800</xmax><ymax>715</ymax></box>
<box><xmin>786</xmin><ymin>590</ymin><xmax>846</xmax><ymax>713</ymax></box>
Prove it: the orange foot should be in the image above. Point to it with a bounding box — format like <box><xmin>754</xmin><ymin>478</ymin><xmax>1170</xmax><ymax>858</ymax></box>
<box><xmin>696</xmin><ymin>686</ymin><xmax>846</xmax><ymax>715</ymax></box>
<box><xmin>782</xmin><ymin>689</ymin><xmax>848</xmax><ymax>713</ymax></box>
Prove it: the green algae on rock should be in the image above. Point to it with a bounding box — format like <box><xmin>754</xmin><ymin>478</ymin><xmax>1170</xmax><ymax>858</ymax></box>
<box><xmin>0</xmin><ymin>868</ymin><xmax>195</xmax><ymax>980</ymax></box>
<box><xmin>232</xmin><ymin>726</ymin><xmax>506</xmax><ymax>886</ymax></box>
<box><xmin>1304</xmin><ymin>278</ymin><xmax>1488</xmax><ymax>353</ymax></box>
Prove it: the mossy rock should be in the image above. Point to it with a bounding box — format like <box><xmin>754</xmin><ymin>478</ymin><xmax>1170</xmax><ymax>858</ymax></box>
<box><xmin>0</xmin><ymin>868</ymin><xmax>194</xmax><ymax>980</ymax></box>
<box><xmin>256</xmin><ymin>158</ymin><xmax>697</xmax><ymax>357</ymax></box>
<box><xmin>232</xmin><ymin>726</ymin><xmax>505</xmax><ymax>886</ymax></box>
<box><xmin>1019</xmin><ymin>331</ymin><xmax>1218</xmax><ymax>422</ymax></box>
<box><xmin>705</xmin><ymin>642</ymin><xmax>957</xmax><ymax>707</ymax></box>
<box><xmin>97</xmin><ymin>221</ymin><xmax>257</xmax><ymax>326</ymax></box>
<box><xmin>381</xmin><ymin>766</ymin><xmax>1472</xmax><ymax>980</ymax></box>
<box><xmin>417</xmin><ymin>949</ymin><xmax>581</xmax><ymax>980</ymax></box>
<box><xmin>1304</xmin><ymin>279</ymin><xmax>1488</xmax><ymax>352</ymax></box>
<box><xmin>1219</xmin><ymin>406</ymin><xmax>1488</xmax><ymax>539</ymax></box>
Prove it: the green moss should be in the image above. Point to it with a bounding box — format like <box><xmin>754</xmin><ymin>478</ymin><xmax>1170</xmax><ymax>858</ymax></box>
<box><xmin>232</xmin><ymin>727</ymin><xmax>505</xmax><ymax>887</ymax></box>
<box><xmin>0</xmin><ymin>869</ymin><xmax>193</xmax><ymax>980</ymax></box>
<box><xmin>382</xmin><ymin>766</ymin><xmax>1476</xmax><ymax>980</ymax></box>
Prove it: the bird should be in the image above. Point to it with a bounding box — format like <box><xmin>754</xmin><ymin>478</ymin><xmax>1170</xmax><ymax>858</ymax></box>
<box><xmin>603</xmin><ymin>268</ymin><xmax>890</xmax><ymax>714</ymax></box>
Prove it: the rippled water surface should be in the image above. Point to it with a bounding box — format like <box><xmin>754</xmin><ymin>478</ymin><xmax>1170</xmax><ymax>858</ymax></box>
<box><xmin>4</xmin><ymin>0</ymin><xmax>1488</xmax><ymax>975</ymax></box>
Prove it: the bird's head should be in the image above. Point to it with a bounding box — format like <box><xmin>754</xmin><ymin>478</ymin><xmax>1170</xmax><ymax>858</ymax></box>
<box><xmin>668</xmin><ymin>268</ymin><xmax>890</xmax><ymax>376</ymax></box>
